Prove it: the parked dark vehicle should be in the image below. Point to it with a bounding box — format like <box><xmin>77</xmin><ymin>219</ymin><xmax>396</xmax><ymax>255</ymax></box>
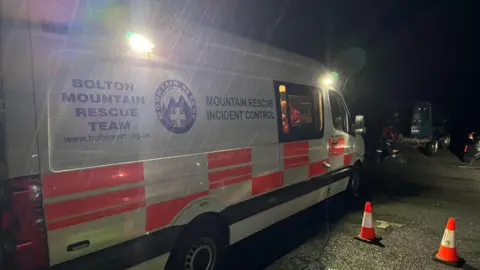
<box><xmin>433</xmin><ymin>117</ymin><xmax>451</xmax><ymax>150</ymax></box>
<box><xmin>438</xmin><ymin>134</ymin><xmax>451</xmax><ymax>150</ymax></box>
<box><xmin>381</xmin><ymin>101</ymin><xmax>438</xmax><ymax>157</ymax></box>
<box><xmin>463</xmin><ymin>132</ymin><xmax>480</xmax><ymax>164</ymax></box>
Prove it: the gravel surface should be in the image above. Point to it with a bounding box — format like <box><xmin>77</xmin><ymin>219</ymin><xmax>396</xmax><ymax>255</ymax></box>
<box><xmin>264</xmin><ymin>147</ymin><xmax>480</xmax><ymax>270</ymax></box>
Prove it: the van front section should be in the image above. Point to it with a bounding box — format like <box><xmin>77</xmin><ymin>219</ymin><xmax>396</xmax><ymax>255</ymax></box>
<box><xmin>1</xmin><ymin>1</ymin><xmax>364</xmax><ymax>269</ymax></box>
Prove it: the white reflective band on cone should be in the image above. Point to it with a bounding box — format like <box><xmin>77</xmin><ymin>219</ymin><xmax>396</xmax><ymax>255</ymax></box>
<box><xmin>441</xmin><ymin>229</ymin><xmax>456</xmax><ymax>248</ymax></box>
<box><xmin>362</xmin><ymin>212</ymin><xmax>373</xmax><ymax>228</ymax></box>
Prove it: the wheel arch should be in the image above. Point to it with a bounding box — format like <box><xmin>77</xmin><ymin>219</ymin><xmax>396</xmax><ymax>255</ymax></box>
<box><xmin>352</xmin><ymin>156</ymin><xmax>364</xmax><ymax>167</ymax></box>
<box><xmin>171</xmin><ymin>195</ymin><xmax>228</xmax><ymax>227</ymax></box>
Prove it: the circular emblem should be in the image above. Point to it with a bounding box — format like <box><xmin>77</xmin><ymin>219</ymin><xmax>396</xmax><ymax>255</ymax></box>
<box><xmin>155</xmin><ymin>80</ymin><xmax>197</xmax><ymax>134</ymax></box>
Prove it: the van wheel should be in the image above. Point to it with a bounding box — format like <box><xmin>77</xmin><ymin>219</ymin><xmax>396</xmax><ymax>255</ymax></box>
<box><xmin>425</xmin><ymin>140</ymin><xmax>437</xmax><ymax>157</ymax></box>
<box><xmin>348</xmin><ymin>164</ymin><xmax>361</xmax><ymax>197</ymax></box>
<box><xmin>441</xmin><ymin>136</ymin><xmax>451</xmax><ymax>149</ymax></box>
<box><xmin>166</xmin><ymin>216</ymin><xmax>228</xmax><ymax>270</ymax></box>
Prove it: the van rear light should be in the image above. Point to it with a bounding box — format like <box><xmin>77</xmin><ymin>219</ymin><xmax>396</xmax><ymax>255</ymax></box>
<box><xmin>1</xmin><ymin>176</ymin><xmax>49</xmax><ymax>270</ymax></box>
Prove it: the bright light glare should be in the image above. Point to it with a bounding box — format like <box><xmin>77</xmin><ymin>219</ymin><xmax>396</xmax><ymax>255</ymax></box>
<box><xmin>321</xmin><ymin>72</ymin><xmax>337</xmax><ymax>86</ymax></box>
<box><xmin>323</xmin><ymin>78</ymin><xmax>333</xmax><ymax>85</ymax></box>
<box><xmin>127</xmin><ymin>33</ymin><xmax>154</xmax><ymax>54</ymax></box>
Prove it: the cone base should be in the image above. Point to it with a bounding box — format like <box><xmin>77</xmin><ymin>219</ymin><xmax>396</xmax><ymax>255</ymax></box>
<box><xmin>432</xmin><ymin>251</ymin><xmax>466</xmax><ymax>268</ymax></box>
<box><xmin>354</xmin><ymin>235</ymin><xmax>382</xmax><ymax>244</ymax></box>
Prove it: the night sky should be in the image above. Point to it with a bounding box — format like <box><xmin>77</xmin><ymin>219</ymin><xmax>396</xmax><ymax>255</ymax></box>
<box><xmin>174</xmin><ymin>0</ymin><xmax>476</xmax><ymax>133</ymax></box>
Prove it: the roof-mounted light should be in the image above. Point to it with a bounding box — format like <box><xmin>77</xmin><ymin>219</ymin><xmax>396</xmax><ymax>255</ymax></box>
<box><xmin>126</xmin><ymin>32</ymin><xmax>154</xmax><ymax>54</ymax></box>
<box><xmin>321</xmin><ymin>72</ymin><xmax>338</xmax><ymax>87</ymax></box>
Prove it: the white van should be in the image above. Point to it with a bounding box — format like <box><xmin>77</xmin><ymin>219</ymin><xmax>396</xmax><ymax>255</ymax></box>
<box><xmin>0</xmin><ymin>1</ymin><xmax>365</xmax><ymax>269</ymax></box>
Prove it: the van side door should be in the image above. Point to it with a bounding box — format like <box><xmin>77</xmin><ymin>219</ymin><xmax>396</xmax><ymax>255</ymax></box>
<box><xmin>327</xmin><ymin>90</ymin><xmax>354</xmax><ymax>171</ymax></box>
<box><xmin>274</xmin><ymin>81</ymin><xmax>325</xmax><ymax>187</ymax></box>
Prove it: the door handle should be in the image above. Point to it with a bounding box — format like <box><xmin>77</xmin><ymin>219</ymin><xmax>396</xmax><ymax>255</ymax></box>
<box><xmin>322</xmin><ymin>161</ymin><xmax>331</xmax><ymax>169</ymax></box>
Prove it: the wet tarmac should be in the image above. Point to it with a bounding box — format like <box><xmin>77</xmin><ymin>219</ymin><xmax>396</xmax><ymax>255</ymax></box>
<box><xmin>228</xmin><ymin>147</ymin><xmax>480</xmax><ymax>269</ymax></box>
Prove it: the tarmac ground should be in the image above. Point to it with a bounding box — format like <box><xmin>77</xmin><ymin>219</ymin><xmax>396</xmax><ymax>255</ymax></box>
<box><xmin>229</xmin><ymin>146</ymin><xmax>480</xmax><ymax>270</ymax></box>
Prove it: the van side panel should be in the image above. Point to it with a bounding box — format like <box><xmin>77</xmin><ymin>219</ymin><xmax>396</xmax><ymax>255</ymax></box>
<box><xmin>29</xmin><ymin>36</ymin><xmax>281</xmax><ymax>265</ymax></box>
<box><xmin>44</xmin><ymin>51</ymin><xmax>279</xmax><ymax>171</ymax></box>
<box><xmin>19</xmin><ymin>1</ymin><xmax>355</xmax><ymax>268</ymax></box>
<box><xmin>1</xmin><ymin>0</ymin><xmax>40</xmax><ymax>179</ymax></box>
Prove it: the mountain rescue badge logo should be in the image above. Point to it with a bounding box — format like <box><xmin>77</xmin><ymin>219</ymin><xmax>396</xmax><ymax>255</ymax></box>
<box><xmin>155</xmin><ymin>80</ymin><xmax>197</xmax><ymax>134</ymax></box>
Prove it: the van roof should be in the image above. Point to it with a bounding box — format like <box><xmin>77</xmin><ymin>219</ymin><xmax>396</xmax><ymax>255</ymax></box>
<box><xmin>141</xmin><ymin>18</ymin><xmax>329</xmax><ymax>86</ymax></box>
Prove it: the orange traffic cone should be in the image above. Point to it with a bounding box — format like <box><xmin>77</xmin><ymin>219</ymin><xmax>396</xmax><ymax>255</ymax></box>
<box><xmin>354</xmin><ymin>202</ymin><xmax>382</xmax><ymax>244</ymax></box>
<box><xmin>433</xmin><ymin>218</ymin><xmax>465</xmax><ymax>267</ymax></box>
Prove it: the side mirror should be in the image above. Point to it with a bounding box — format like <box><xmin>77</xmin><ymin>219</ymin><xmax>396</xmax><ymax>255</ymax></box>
<box><xmin>354</xmin><ymin>115</ymin><xmax>366</xmax><ymax>134</ymax></box>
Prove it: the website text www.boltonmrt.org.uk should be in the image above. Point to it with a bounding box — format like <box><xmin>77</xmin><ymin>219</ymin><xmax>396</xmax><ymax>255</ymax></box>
<box><xmin>64</xmin><ymin>132</ymin><xmax>151</xmax><ymax>143</ymax></box>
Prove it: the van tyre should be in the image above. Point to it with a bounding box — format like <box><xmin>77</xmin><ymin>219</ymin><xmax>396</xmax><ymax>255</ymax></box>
<box><xmin>440</xmin><ymin>136</ymin><xmax>450</xmax><ymax>150</ymax></box>
<box><xmin>425</xmin><ymin>140</ymin><xmax>437</xmax><ymax>157</ymax></box>
<box><xmin>348</xmin><ymin>164</ymin><xmax>362</xmax><ymax>197</ymax></box>
<box><xmin>166</xmin><ymin>216</ymin><xmax>228</xmax><ymax>270</ymax></box>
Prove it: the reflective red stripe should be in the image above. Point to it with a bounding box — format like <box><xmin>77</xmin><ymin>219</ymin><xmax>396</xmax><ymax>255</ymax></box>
<box><xmin>308</xmin><ymin>159</ymin><xmax>329</xmax><ymax>177</ymax></box>
<box><xmin>43</xmin><ymin>162</ymin><xmax>144</xmax><ymax>198</ymax></box>
<box><xmin>210</xmin><ymin>174</ymin><xmax>252</xmax><ymax>189</ymax></box>
<box><xmin>208</xmin><ymin>148</ymin><xmax>252</xmax><ymax>169</ymax></box>
<box><xmin>146</xmin><ymin>191</ymin><xmax>208</xmax><ymax>231</ymax></box>
<box><xmin>284</xmin><ymin>156</ymin><xmax>309</xmax><ymax>169</ymax></box>
<box><xmin>252</xmin><ymin>172</ymin><xmax>284</xmax><ymax>195</ymax></box>
<box><xmin>44</xmin><ymin>187</ymin><xmax>145</xmax><ymax>220</ymax></box>
<box><xmin>47</xmin><ymin>201</ymin><xmax>146</xmax><ymax>231</ymax></box>
<box><xmin>284</xmin><ymin>141</ymin><xmax>309</xmax><ymax>157</ymax></box>
<box><xmin>208</xmin><ymin>166</ymin><xmax>252</xmax><ymax>183</ymax></box>
<box><xmin>329</xmin><ymin>137</ymin><xmax>345</xmax><ymax>156</ymax></box>
<box><xmin>344</xmin><ymin>153</ymin><xmax>353</xmax><ymax>166</ymax></box>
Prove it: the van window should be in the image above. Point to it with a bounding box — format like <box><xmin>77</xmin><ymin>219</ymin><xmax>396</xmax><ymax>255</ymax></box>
<box><xmin>328</xmin><ymin>90</ymin><xmax>350</xmax><ymax>134</ymax></box>
<box><xmin>274</xmin><ymin>81</ymin><xmax>324</xmax><ymax>142</ymax></box>
<box><xmin>288</xmin><ymin>95</ymin><xmax>313</xmax><ymax>126</ymax></box>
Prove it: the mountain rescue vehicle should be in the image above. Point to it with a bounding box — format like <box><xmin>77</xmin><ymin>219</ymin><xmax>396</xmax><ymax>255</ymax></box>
<box><xmin>0</xmin><ymin>1</ymin><xmax>366</xmax><ymax>269</ymax></box>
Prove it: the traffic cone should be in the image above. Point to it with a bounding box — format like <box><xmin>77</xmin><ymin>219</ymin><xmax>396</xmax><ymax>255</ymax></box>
<box><xmin>354</xmin><ymin>202</ymin><xmax>382</xmax><ymax>244</ymax></box>
<box><xmin>433</xmin><ymin>218</ymin><xmax>465</xmax><ymax>267</ymax></box>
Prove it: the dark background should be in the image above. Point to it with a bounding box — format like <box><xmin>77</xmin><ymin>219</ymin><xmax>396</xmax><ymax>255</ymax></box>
<box><xmin>170</xmin><ymin>0</ymin><xmax>476</xmax><ymax>142</ymax></box>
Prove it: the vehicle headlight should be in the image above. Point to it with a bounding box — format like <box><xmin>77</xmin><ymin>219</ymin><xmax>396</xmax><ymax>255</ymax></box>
<box><xmin>411</xmin><ymin>126</ymin><xmax>420</xmax><ymax>135</ymax></box>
